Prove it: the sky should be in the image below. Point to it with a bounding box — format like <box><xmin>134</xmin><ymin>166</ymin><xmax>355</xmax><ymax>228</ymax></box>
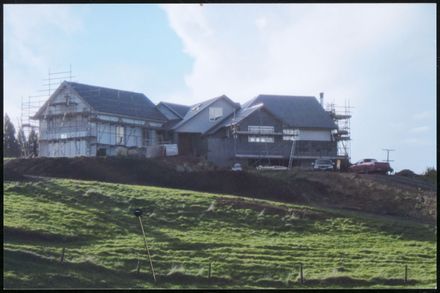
<box><xmin>3</xmin><ymin>4</ymin><xmax>436</xmax><ymax>173</ymax></box>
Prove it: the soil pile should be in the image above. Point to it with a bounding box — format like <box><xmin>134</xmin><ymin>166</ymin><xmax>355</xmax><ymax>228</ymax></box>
<box><xmin>5</xmin><ymin>157</ymin><xmax>436</xmax><ymax>224</ymax></box>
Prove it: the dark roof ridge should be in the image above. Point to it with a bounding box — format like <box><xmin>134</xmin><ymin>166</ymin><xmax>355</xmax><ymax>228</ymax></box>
<box><xmin>257</xmin><ymin>94</ymin><xmax>316</xmax><ymax>98</ymax></box>
<box><xmin>160</xmin><ymin>101</ymin><xmax>189</xmax><ymax>107</ymax></box>
<box><xmin>65</xmin><ymin>81</ymin><xmax>146</xmax><ymax>96</ymax></box>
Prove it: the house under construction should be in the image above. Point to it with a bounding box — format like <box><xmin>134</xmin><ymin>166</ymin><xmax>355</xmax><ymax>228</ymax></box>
<box><xmin>32</xmin><ymin>81</ymin><xmax>169</xmax><ymax>157</ymax></box>
<box><xmin>31</xmin><ymin>81</ymin><xmax>351</xmax><ymax>168</ymax></box>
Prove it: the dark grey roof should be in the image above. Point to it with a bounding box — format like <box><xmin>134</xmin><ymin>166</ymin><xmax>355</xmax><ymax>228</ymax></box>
<box><xmin>205</xmin><ymin>103</ymin><xmax>264</xmax><ymax>135</ymax></box>
<box><xmin>172</xmin><ymin>95</ymin><xmax>240</xmax><ymax>130</ymax></box>
<box><xmin>243</xmin><ymin>94</ymin><xmax>337</xmax><ymax>129</ymax></box>
<box><xmin>162</xmin><ymin>119</ymin><xmax>182</xmax><ymax>130</ymax></box>
<box><xmin>158</xmin><ymin>102</ymin><xmax>190</xmax><ymax>119</ymax></box>
<box><xmin>66</xmin><ymin>81</ymin><xmax>167</xmax><ymax>121</ymax></box>
<box><xmin>225</xmin><ymin>103</ymin><xmax>264</xmax><ymax>126</ymax></box>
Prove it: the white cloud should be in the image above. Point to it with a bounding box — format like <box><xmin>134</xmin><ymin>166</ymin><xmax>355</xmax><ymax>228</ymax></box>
<box><xmin>412</xmin><ymin>110</ymin><xmax>433</xmax><ymax>120</ymax></box>
<box><xmin>161</xmin><ymin>4</ymin><xmax>413</xmax><ymax>104</ymax></box>
<box><xmin>409</xmin><ymin>126</ymin><xmax>429</xmax><ymax>133</ymax></box>
<box><xmin>402</xmin><ymin>138</ymin><xmax>431</xmax><ymax>146</ymax></box>
<box><xmin>255</xmin><ymin>17</ymin><xmax>267</xmax><ymax>30</ymax></box>
<box><xmin>3</xmin><ymin>4</ymin><xmax>84</xmax><ymax>122</ymax></box>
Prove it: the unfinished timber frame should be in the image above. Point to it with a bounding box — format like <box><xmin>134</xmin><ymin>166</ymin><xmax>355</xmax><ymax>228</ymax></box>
<box><xmin>32</xmin><ymin>82</ymin><xmax>169</xmax><ymax>158</ymax></box>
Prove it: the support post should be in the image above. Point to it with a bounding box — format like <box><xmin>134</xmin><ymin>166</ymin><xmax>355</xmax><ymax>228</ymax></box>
<box><xmin>299</xmin><ymin>263</ymin><xmax>304</xmax><ymax>284</ymax></box>
<box><xmin>138</xmin><ymin>216</ymin><xmax>157</xmax><ymax>283</ymax></box>
<box><xmin>404</xmin><ymin>264</ymin><xmax>408</xmax><ymax>284</ymax></box>
<box><xmin>60</xmin><ymin>247</ymin><xmax>65</xmax><ymax>263</ymax></box>
<box><xmin>208</xmin><ymin>262</ymin><xmax>212</xmax><ymax>279</ymax></box>
<box><xmin>136</xmin><ymin>258</ymin><xmax>141</xmax><ymax>275</ymax></box>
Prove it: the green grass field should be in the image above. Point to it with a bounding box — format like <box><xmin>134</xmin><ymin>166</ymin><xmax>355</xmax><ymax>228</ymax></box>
<box><xmin>3</xmin><ymin>178</ymin><xmax>437</xmax><ymax>289</ymax></box>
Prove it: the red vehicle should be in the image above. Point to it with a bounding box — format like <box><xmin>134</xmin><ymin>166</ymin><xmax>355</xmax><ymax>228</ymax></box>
<box><xmin>349</xmin><ymin>159</ymin><xmax>393</xmax><ymax>174</ymax></box>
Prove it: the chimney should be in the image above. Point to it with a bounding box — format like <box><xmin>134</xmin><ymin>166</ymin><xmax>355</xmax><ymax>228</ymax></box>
<box><xmin>319</xmin><ymin>92</ymin><xmax>324</xmax><ymax>107</ymax></box>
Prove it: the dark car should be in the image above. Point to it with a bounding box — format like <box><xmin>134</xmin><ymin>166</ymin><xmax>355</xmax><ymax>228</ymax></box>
<box><xmin>312</xmin><ymin>159</ymin><xmax>334</xmax><ymax>171</ymax></box>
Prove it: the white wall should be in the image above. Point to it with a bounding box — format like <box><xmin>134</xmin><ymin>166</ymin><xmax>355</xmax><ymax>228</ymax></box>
<box><xmin>40</xmin><ymin>140</ymin><xmax>88</xmax><ymax>157</ymax></box>
<box><xmin>298</xmin><ymin>129</ymin><xmax>331</xmax><ymax>141</ymax></box>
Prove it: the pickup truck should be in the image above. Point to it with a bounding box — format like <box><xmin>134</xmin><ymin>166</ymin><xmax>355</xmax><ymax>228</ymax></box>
<box><xmin>349</xmin><ymin>159</ymin><xmax>393</xmax><ymax>174</ymax></box>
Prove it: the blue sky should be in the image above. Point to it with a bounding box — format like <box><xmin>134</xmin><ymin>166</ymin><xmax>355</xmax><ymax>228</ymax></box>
<box><xmin>3</xmin><ymin>4</ymin><xmax>436</xmax><ymax>173</ymax></box>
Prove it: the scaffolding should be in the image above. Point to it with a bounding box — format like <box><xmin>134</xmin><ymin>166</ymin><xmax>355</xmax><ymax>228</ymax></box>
<box><xmin>326</xmin><ymin>100</ymin><xmax>352</xmax><ymax>159</ymax></box>
<box><xmin>19</xmin><ymin>66</ymin><xmax>74</xmax><ymax>156</ymax></box>
<box><xmin>21</xmin><ymin>66</ymin><xmax>74</xmax><ymax>137</ymax></box>
<box><xmin>34</xmin><ymin>89</ymin><xmax>168</xmax><ymax>157</ymax></box>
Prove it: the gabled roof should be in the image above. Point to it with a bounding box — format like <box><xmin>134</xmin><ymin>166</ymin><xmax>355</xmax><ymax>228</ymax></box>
<box><xmin>157</xmin><ymin>102</ymin><xmax>190</xmax><ymax>119</ymax></box>
<box><xmin>243</xmin><ymin>94</ymin><xmax>337</xmax><ymax>129</ymax></box>
<box><xmin>204</xmin><ymin>103</ymin><xmax>263</xmax><ymax>135</ymax></box>
<box><xmin>34</xmin><ymin>81</ymin><xmax>167</xmax><ymax>122</ymax></box>
<box><xmin>224</xmin><ymin>103</ymin><xmax>264</xmax><ymax>126</ymax></box>
<box><xmin>162</xmin><ymin>119</ymin><xmax>182</xmax><ymax>130</ymax></box>
<box><xmin>68</xmin><ymin>82</ymin><xmax>167</xmax><ymax>121</ymax></box>
<box><xmin>205</xmin><ymin>103</ymin><xmax>287</xmax><ymax>136</ymax></box>
<box><xmin>172</xmin><ymin>95</ymin><xmax>240</xmax><ymax>131</ymax></box>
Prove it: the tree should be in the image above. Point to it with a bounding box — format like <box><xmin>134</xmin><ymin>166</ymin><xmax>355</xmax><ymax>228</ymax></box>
<box><xmin>17</xmin><ymin>126</ymin><xmax>28</xmax><ymax>157</ymax></box>
<box><xmin>3</xmin><ymin>114</ymin><xmax>20</xmax><ymax>157</ymax></box>
<box><xmin>28</xmin><ymin>128</ymin><xmax>39</xmax><ymax>157</ymax></box>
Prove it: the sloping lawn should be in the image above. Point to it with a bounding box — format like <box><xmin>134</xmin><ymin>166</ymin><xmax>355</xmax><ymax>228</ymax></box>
<box><xmin>3</xmin><ymin>178</ymin><xmax>436</xmax><ymax>289</ymax></box>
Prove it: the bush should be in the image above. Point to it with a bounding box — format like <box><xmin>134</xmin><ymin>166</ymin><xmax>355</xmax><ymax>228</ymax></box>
<box><xmin>422</xmin><ymin>167</ymin><xmax>437</xmax><ymax>185</ymax></box>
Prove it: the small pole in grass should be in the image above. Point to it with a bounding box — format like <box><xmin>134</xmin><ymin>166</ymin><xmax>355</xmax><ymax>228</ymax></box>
<box><xmin>404</xmin><ymin>264</ymin><xmax>408</xmax><ymax>284</ymax></box>
<box><xmin>133</xmin><ymin>208</ymin><xmax>156</xmax><ymax>283</ymax></box>
<box><xmin>208</xmin><ymin>262</ymin><xmax>212</xmax><ymax>279</ymax></box>
<box><xmin>299</xmin><ymin>263</ymin><xmax>304</xmax><ymax>284</ymax></box>
<box><xmin>60</xmin><ymin>247</ymin><xmax>65</xmax><ymax>263</ymax></box>
<box><xmin>136</xmin><ymin>258</ymin><xmax>141</xmax><ymax>275</ymax></box>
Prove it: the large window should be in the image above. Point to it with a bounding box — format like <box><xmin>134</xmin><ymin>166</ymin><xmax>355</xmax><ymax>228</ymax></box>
<box><xmin>248</xmin><ymin>136</ymin><xmax>274</xmax><ymax>143</ymax></box>
<box><xmin>209</xmin><ymin>107</ymin><xmax>223</xmax><ymax>121</ymax></box>
<box><xmin>248</xmin><ymin>125</ymin><xmax>274</xmax><ymax>134</ymax></box>
<box><xmin>116</xmin><ymin>125</ymin><xmax>125</xmax><ymax>145</ymax></box>
<box><xmin>283</xmin><ymin>129</ymin><xmax>299</xmax><ymax>141</ymax></box>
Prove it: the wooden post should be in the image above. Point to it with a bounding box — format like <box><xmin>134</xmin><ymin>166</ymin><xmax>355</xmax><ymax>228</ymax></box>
<box><xmin>299</xmin><ymin>263</ymin><xmax>304</xmax><ymax>284</ymax></box>
<box><xmin>138</xmin><ymin>216</ymin><xmax>157</xmax><ymax>283</ymax></box>
<box><xmin>208</xmin><ymin>262</ymin><xmax>212</xmax><ymax>279</ymax></box>
<box><xmin>60</xmin><ymin>247</ymin><xmax>65</xmax><ymax>263</ymax></box>
<box><xmin>136</xmin><ymin>259</ymin><xmax>141</xmax><ymax>275</ymax></box>
<box><xmin>404</xmin><ymin>265</ymin><xmax>408</xmax><ymax>284</ymax></box>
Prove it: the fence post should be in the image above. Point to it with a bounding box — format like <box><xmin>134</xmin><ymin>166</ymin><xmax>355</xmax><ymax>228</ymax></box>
<box><xmin>60</xmin><ymin>247</ymin><xmax>65</xmax><ymax>263</ymax></box>
<box><xmin>299</xmin><ymin>263</ymin><xmax>304</xmax><ymax>284</ymax></box>
<box><xmin>136</xmin><ymin>259</ymin><xmax>141</xmax><ymax>275</ymax></box>
<box><xmin>208</xmin><ymin>262</ymin><xmax>212</xmax><ymax>279</ymax></box>
<box><xmin>404</xmin><ymin>265</ymin><xmax>408</xmax><ymax>284</ymax></box>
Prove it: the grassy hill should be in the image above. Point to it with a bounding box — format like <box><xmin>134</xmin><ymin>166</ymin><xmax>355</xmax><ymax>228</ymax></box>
<box><xmin>3</xmin><ymin>177</ymin><xmax>436</xmax><ymax>289</ymax></box>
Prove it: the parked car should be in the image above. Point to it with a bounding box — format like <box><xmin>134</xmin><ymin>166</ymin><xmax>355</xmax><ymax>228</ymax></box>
<box><xmin>349</xmin><ymin>159</ymin><xmax>393</xmax><ymax>174</ymax></box>
<box><xmin>231</xmin><ymin>163</ymin><xmax>242</xmax><ymax>171</ymax></box>
<box><xmin>312</xmin><ymin>159</ymin><xmax>334</xmax><ymax>171</ymax></box>
<box><xmin>256</xmin><ymin>165</ymin><xmax>288</xmax><ymax>171</ymax></box>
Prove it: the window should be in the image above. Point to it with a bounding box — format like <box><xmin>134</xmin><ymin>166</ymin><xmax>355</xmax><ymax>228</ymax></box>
<box><xmin>116</xmin><ymin>125</ymin><xmax>125</xmax><ymax>145</ymax></box>
<box><xmin>248</xmin><ymin>136</ymin><xmax>274</xmax><ymax>143</ymax></box>
<box><xmin>283</xmin><ymin>129</ymin><xmax>299</xmax><ymax>141</ymax></box>
<box><xmin>209</xmin><ymin>107</ymin><xmax>223</xmax><ymax>121</ymax></box>
<box><xmin>248</xmin><ymin>126</ymin><xmax>274</xmax><ymax>134</ymax></box>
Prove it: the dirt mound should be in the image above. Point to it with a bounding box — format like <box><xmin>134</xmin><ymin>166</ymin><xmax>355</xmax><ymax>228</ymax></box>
<box><xmin>3</xmin><ymin>167</ymin><xmax>26</xmax><ymax>181</ymax></box>
<box><xmin>396</xmin><ymin>169</ymin><xmax>416</xmax><ymax>177</ymax></box>
<box><xmin>5</xmin><ymin>157</ymin><xmax>436</xmax><ymax>224</ymax></box>
<box><xmin>296</xmin><ymin>171</ymin><xmax>436</xmax><ymax>223</ymax></box>
<box><xmin>4</xmin><ymin>157</ymin><xmax>306</xmax><ymax>204</ymax></box>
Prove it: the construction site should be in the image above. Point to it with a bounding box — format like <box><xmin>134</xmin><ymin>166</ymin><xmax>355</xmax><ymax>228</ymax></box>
<box><xmin>20</xmin><ymin>68</ymin><xmax>354</xmax><ymax>171</ymax></box>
